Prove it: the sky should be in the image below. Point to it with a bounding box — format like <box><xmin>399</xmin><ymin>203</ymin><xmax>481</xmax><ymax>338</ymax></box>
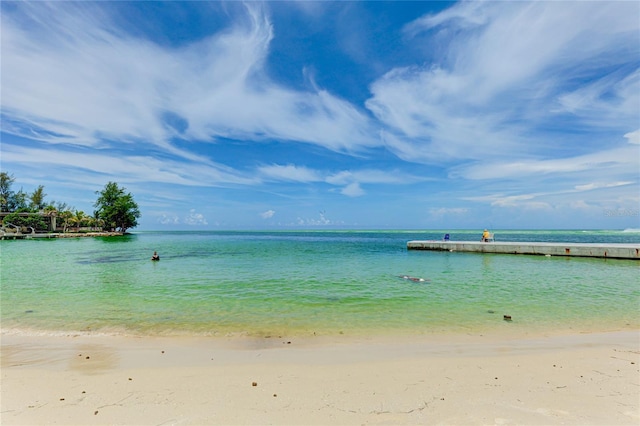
<box><xmin>1</xmin><ymin>1</ymin><xmax>639</xmax><ymax>231</ymax></box>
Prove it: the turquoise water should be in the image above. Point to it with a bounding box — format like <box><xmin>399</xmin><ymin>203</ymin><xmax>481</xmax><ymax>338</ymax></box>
<box><xmin>1</xmin><ymin>230</ymin><xmax>639</xmax><ymax>337</ymax></box>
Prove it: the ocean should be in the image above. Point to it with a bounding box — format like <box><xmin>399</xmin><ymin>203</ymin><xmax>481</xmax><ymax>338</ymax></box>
<box><xmin>1</xmin><ymin>230</ymin><xmax>639</xmax><ymax>337</ymax></box>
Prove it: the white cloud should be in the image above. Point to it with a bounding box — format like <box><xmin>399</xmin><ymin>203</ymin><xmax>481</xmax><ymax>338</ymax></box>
<box><xmin>569</xmin><ymin>200</ymin><xmax>593</xmax><ymax>211</ymax></box>
<box><xmin>403</xmin><ymin>1</ymin><xmax>488</xmax><ymax>37</ymax></box>
<box><xmin>259</xmin><ymin>164</ymin><xmax>422</xmax><ymax>198</ymax></box>
<box><xmin>574</xmin><ymin>182</ymin><xmax>633</xmax><ymax>192</ymax></box>
<box><xmin>326</xmin><ymin>169</ymin><xmax>417</xmax><ymax>185</ymax></box>
<box><xmin>429</xmin><ymin>207</ymin><xmax>469</xmax><ymax>217</ymax></box>
<box><xmin>260</xmin><ymin>209</ymin><xmax>275</xmax><ymax>219</ymax></box>
<box><xmin>488</xmin><ymin>194</ymin><xmax>552</xmax><ymax>210</ymax></box>
<box><xmin>1</xmin><ymin>144</ymin><xmax>256</xmax><ymax>187</ymax></box>
<box><xmin>452</xmin><ymin>145</ymin><xmax>639</xmax><ymax>181</ymax></box>
<box><xmin>2</xmin><ymin>1</ymin><xmax>638</xmax><ymax>230</ymax></box>
<box><xmin>367</xmin><ymin>1</ymin><xmax>639</xmax><ymax>164</ymax></box>
<box><xmin>466</xmin><ymin>179</ymin><xmax>639</xmax><ymax>217</ymax></box>
<box><xmin>295</xmin><ymin>211</ymin><xmax>339</xmax><ymax>226</ymax></box>
<box><xmin>554</xmin><ymin>70</ymin><xmax>640</xmax><ymax>127</ymax></box>
<box><xmin>157</xmin><ymin>214</ymin><xmax>180</xmax><ymax>225</ymax></box>
<box><xmin>1</xmin><ymin>2</ymin><xmax>378</xmax><ymax>160</ymax></box>
<box><xmin>340</xmin><ymin>182</ymin><xmax>365</xmax><ymax>197</ymax></box>
<box><xmin>258</xmin><ymin>164</ymin><xmax>322</xmax><ymax>182</ymax></box>
<box><xmin>625</xmin><ymin>129</ymin><xmax>640</xmax><ymax>144</ymax></box>
<box><xmin>184</xmin><ymin>209</ymin><xmax>208</xmax><ymax>226</ymax></box>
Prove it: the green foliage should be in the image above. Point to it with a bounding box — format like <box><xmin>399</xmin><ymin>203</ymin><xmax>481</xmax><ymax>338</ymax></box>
<box><xmin>29</xmin><ymin>185</ymin><xmax>47</xmax><ymax>211</ymax></box>
<box><xmin>0</xmin><ymin>172</ymin><xmax>15</xmax><ymax>211</ymax></box>
<box><xmin>11</xmin><ymin>190</ymin><xmax>29</xmax><ymax>212</ymax></box>
<box><xmin>0</xmin><ymin>172</ymin><xmax>34</xmax><ymax>212</ymax></box>
<box><xmin>93</xmin><ymin>182</ymin><xmax>140</xmax><ymax>233</ymax></box>
<box><xmin>58</xmin><ymin>210</ymin><xmax>74</xmax><ymax>233</ymax></box>
<box><xmin>1</xmin><ymin>172</ymin><xmax>141</xmax><ymax>234</ymax></box>
<box><xmin>2</xmin><ymin>212</ymin><xmax>48</xmax><ymax>231</ymax></box>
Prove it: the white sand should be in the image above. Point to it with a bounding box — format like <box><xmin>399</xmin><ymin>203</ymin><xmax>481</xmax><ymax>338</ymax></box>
<box><xmin>1</xmin><ymin>330</ymin><xmax>638</xmax><ymax>425</ymax></box>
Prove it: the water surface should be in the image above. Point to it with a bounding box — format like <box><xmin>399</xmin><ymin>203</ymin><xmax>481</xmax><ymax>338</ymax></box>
<box><xmin>1</xmin><ymin>230</ymin><xmax>638</xmax><ymax>337</ymax></box>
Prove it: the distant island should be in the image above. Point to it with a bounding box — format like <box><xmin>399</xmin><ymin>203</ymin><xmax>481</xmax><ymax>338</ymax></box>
<box><xmin>0</xmin><ymin>172</ymin><xmax>140</xmax><ymax>238</ymax></box>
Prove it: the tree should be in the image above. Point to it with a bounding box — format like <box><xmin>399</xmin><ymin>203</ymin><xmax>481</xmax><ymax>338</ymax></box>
<box><xmin>58</xmin><ymin>210</ymin><xmax>74</xmax><ymax>233</ymax></box>
<box><xmin>29</xmin><ymin>185</ymin><xmax>47</xmax><ymax>211</ymax></box>
<box><xmin>43</xmin><ymin>205</ymin><xmax>58</xmax><ymax>215</ymax></box>
<box><xmin>0</xmin><ymin>172</ymin><xmax>31</xmax><ymax>212</ymax></box>
<box><xmin>2</xmin><ymin>212</ymin><xmax>48</xmax><ymax>231</ymax></box>
<box><xmin>93</xmin><ymin>182</ymin><xmax>140</xmax><ymax>233</ymax></box>
<box><xmin>10</xmin><ymin>189</ymin><xmax>29</xmax><ymax>212</ymax></box>
<box><xmin>0</xmin><ymin>172</ymin><xmax>15</xmax><ymax>212</ymax></box>
<box><xmin>71</xmin><ymin>210</ymin><xmax>88</xmax><ymax>230</ymax></box>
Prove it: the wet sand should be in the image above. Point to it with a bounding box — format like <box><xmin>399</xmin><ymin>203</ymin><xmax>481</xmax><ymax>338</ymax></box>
<box><xmin>1</xmin><ymin>330</ymin><xmax>638</xmax><ymax>425</ymax></box>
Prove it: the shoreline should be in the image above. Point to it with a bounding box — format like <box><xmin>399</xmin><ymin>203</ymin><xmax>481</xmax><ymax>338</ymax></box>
<box><xmin>49</xmin><ymin>231</ymin><xmax>124</xmax><ymax>238</ymax></box>
<box><xmin>1</xmin><ymin>320</ymin><xmax>638</xmax><ymax>340</ymax></box>
<box><xmin>2</xmin><ymin>329</ymin><xmax>638</xmax><ymax>425</ymax></box>
<box><xmin>0</xmin><ymin>231</ymin><xmax>124</xmax><ymax>240</ymax></box>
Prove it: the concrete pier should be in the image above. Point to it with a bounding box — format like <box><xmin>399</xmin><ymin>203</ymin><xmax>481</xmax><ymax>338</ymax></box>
<box><xmin>407</xmin><ymin>240</ymin><xmax>640</xmax><ymax>260</ymax></box>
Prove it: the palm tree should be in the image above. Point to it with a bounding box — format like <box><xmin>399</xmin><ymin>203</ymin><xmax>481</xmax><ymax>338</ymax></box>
<box><xmin>71</xmin><ymin>210</ymin><xmax>87</xmax><ymax>231</ymax></box>
<box><xmin>58</xmin><ymin>210</ymin><xmax>74</xmax><ymax>233</ymax></box>
<box><xmin>85</xmin><ymin>216</ymin><xmax>99</xmax><ymax>231</ymax></box>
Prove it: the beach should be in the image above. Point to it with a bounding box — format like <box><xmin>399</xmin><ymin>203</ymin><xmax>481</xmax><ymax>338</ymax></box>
<box><xmin>2</xmin><ymin>230</ymin><xmax>639</xmax><ymax>424</ymax></box>
<box><xmin>1</xmin><ymin>330</ymin><xmax>638</xmax><ymax>425</ymax></box>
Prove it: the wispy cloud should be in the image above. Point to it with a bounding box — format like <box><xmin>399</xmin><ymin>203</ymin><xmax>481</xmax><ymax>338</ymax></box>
<box><xmin>258</xmin><ymin>164</ymin><xmax>322</xmax><ymax>183</ymax></box>
<box><xmin>574</xmin><ymin>182</ymin><xmax>633</xmax><ymax>192</ymax></box>
<box><xmin>1</xmin><ymin>2</ymin><xmax>378</xmax><ymax>160</ymax></box>
<box><xmin>368</xmin><ymin>1</ymin><xmax>639</xmax><ymax>166</ymax></box>
<box><xmin>1</xmin><ymin>1</ymin><xmax>637</xmax><ymax>229</ymax></box>
<box><xmin>1</xmin><ymin>145</ymin><xmax>256</xmax><ymax>187</ymax></box>
<box><xmin>452</xmin><ymin>145</ymin><xmax>638</xmax><ymax>181</ymax></box>
<box><xmin>429</xmin><ymin>207</ymin><xmax>469</xmax><ymax>217</ymax></box>
<box><xmin>258</xmin><ymin>163</ymin><xmax>423</xmax><ymax>197</ymax></box>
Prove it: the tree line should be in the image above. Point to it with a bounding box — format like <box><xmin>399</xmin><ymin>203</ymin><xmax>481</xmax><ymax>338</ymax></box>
<box><xmin>0</xmin><ymin>172</ymin><xmax>141</xmax><ymax>233</ymax></box>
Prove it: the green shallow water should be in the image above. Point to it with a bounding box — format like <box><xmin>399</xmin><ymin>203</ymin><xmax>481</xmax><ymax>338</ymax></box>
<box><xmin>1</xmin><ymin>230</ymin><xmax>638</xmax><ymax>337</ymax></box>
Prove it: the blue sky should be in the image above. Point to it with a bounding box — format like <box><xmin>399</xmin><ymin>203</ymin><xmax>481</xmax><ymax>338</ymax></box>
<box><xmin>1</xmin><ymin>1</ymin><xmax>639</xmax><ymax>230</ymax></box>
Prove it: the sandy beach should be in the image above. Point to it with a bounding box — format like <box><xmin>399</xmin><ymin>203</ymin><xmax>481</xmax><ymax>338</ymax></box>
<box><xmin>1</xmin><ymin>330</ymin><xmax>638</xmax><ymax>425</ymax></box>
